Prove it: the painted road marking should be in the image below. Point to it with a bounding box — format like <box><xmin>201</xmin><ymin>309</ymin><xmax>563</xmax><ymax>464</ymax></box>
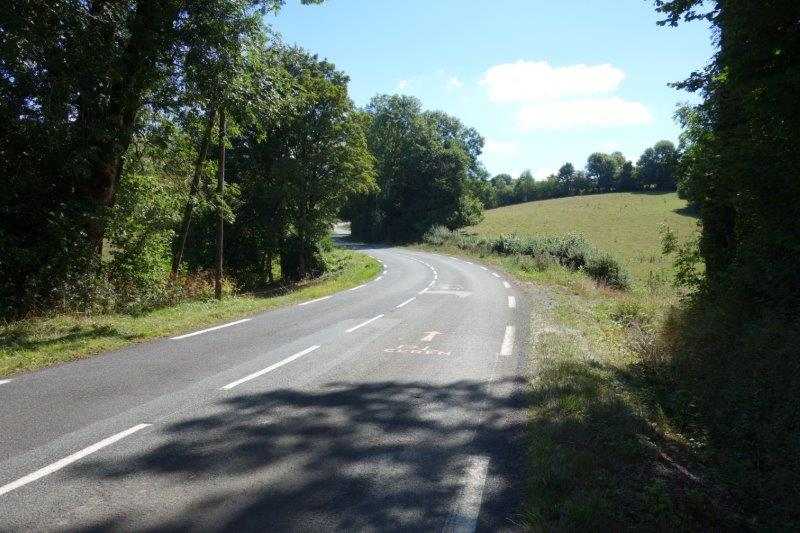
<box><xmin>349</xmin><ymin>284</ymin><xmax>367</xmax><ymax>291</ymax></box>
<box><xmin>491</xmin><ymin>272</ymin><xmax>500</xmax><ymax>278</ymax></box>
<box><xmin>424</xmin><ymin>290</ymin><xmax>471</xmax><ymax>298</ymax></box>
<box><xmin>346</xmin><ymin>314</ymin><xmax>384</xmax><ymax>333</ymax></box>
<box><xmin>508</xmin><ymin>296</ymin><xmax>516</xmax><ymax>309</ymax></box>
<box><xmin>421</xmin><ymin>331</ymin><xmax>442</xmax><ymax>342</ymax></box>
<box><xmin>480</xmin><ymin>266</ymin><xmax>489</xmax><ymax>271</ymax></box>
<box><xmin>501</xmin><ymin>326</ymin><xmax>516</xmax><ymax>356</ymax></box>
<box><xmin>443</xmin><ymin>456</ymin><xmax>490</xmax><ymax>533</ymax></box>
<box><xmin>299</xmin><ymin>295</ymin><xmax>332</xmax><ymax>306</ymax></box>
<box><xmin>503</xmin><ymin>281</ymin><xmax>511</xmax><ymax>289</ymax></box>
<box><xmin>464</xmin><ymin>261</ymin><xmax>473</xmax><ymax>265</ymax></box>
<box><xmin>221</xmin><ymin>345</ymin><xmax>320</xmax><ymax>390</ymax></box>
<box><xmin>376</xmin><ymin>276</ymin><xmax>383</xmax><ymax>281</ymax></box>
<box><xmin>384</xmin><ymin>345</ymin><xmax>451</xmax><ymax>356</ymax></box>
<box><xmin>0</xmin><ymin>424</ymin><xmax>151</xmax><ymax>497</ymax></box>
<box><xmin>0</xmin><ymin>380</ymin><xmax>10</xmax><ymax>386</ymax></box>
<box><xmin>396</xmin><ymin>297</ymin><xmax>416</xmax><ymax>309</ymax></box>
<box><xmin>172</xmin><ymin>319</ymin><xmax>250</xmax><ymax>340</ymax></box>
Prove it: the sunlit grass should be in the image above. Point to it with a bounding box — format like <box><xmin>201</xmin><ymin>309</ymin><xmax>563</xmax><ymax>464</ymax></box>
<box><xmin>468</xmin><ymin>192</ymin><xmax>699</xmax><ymax>285</ymax></box>
<box><xmin>0</xmin><ymin>249</ymin><xmax>380</xmax><ymax>377</ymax></box>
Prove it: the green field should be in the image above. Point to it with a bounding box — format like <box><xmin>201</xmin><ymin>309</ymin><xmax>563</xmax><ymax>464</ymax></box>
<box><xmin>468</xmin><ymin>192</ymin><xmax>699</xmax><ymax>284</ymax></box>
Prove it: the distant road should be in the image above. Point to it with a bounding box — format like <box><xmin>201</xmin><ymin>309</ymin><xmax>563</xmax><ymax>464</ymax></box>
<box><xmin>0</xmin><ymin>242</ymin><xmax>527</xmax><ymax>532</ymax></box>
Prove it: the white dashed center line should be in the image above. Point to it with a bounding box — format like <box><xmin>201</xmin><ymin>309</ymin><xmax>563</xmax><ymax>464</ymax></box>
<box><xmin>221</xmin><ymin>345</ymin><xmax>320</xmax><ymax>390</ymax></box>
<box><xmin>346</xmin><ymin>314</ymin><xmax>384</xmax><ymax>333</ymax></box>
<box><xmin>395</xmin><ymin>297</ymin><xmax>416</xmax><ymax>309</ymax></box>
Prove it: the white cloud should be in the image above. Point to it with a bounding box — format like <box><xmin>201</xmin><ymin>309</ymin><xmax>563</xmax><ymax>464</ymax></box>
<box><xmin>517</xmin><ymin>98</ymin><xmax>652</xmax><ymax>131</ymax></box>
<box><xmin>484</xmin><ymin>139</ymin><xmax>520</xmax><ymax>156</ymax></box>
<box><xmin>481</xmin><ymin>60</ymin><xmax>625</xmax><ymax>103</ymax></box>
<box><xmin>396</xmin><ymin>79</ymin><xmax>410</xmax><ymax>91</ymax></box>
<box><xmin>446</xmin><ymin>76</ymin><xmax>464</xmax><ymax>91</ymax></box>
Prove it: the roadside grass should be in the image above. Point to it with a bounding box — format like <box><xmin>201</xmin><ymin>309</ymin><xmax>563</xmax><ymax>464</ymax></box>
<box><xmin>468</xmin><ymin>192</ymin><xmax>699</xmax><ymax>285</ymax></box>
<box><xmin>0</xmin><ymin>249</ymin><xmax>380</xmax><ymax>377</ymax></box>
<box><xmin>417</xmin><ymin>241</ymin><xmax>739</xmax><ymax>529</ymax></box>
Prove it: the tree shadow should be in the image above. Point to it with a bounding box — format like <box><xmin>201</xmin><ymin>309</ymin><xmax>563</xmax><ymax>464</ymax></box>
<box><xmin>672</xmin><ymin>204</ymin><xmax>700</xmax><ymax>219</ymax></box>
<box><xmin>0</xmin><ymin>322</ymin><xmax>135</xmax><ymax>353</ymax></box>
<box><xmin>69</xmin><ymin>378</ymin><xmax>529</xmax><ymax>531</ymax></box>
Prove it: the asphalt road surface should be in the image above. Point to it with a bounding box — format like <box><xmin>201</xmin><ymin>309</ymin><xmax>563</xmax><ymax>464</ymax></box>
<box><xmin>0</xmin><ymin>243</ymin><xmax>528</xmax><ymax>532</ymax></box>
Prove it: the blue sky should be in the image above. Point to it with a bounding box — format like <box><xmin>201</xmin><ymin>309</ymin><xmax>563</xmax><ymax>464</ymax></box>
<box><xmin>269</xmin><ymin>1</ymin><xmax>715</xmax><ymax>178</ymax></box>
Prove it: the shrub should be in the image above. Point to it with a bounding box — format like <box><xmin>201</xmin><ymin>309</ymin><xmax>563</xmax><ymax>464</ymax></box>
<box><xmin>425</xmin><ymin>227</ymin><xmax>630</xmax><ymax>289</ymax></box>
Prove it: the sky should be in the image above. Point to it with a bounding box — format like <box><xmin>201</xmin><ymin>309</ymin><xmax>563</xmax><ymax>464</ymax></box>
<box><xmin>269</xmin><ymin>0</ymin><xmax>715</xmax><ymax>179</ymax></box>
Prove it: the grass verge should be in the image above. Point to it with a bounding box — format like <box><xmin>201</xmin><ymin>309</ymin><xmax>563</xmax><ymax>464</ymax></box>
<box><xmin>417</xmin><ymin>241</ymin><xmax>739</xmax><ymax>529</ymax></box>
<box><xmin>0</xmin><ymin>249</ymin><xmax>380</xmax><ymax>377</ymax></box>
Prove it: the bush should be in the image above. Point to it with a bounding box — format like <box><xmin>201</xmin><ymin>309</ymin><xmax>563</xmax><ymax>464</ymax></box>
<box><xmin>424</xmin><ymin>227</ymin><xmax>630</xmax><ymax>289</ymax></box>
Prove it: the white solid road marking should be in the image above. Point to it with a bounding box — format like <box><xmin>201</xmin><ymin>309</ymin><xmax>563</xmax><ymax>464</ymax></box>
<box><xmin>221</xmin><ymin>345</ymin><xmax>320</xmax><ymax>390</ymax></box>
<box><xmin>346</xmin><ymin>314</ymin><xmax>384</xmax><ymax>333</ymax></box>
<box><xmin>501</xmin><ymin>326</ymin><xmax>516</xmax><ymax>356</ymax></box>
<box><xmin>349</xmin><ymin>284</ymin><xmax>367</xmax><ymax>291</ymax></box>
<box><xmin>421</xmin><ymin>331</ymin><xmax>442</xmax><ymax>342</ymax></box>
<box><xmin>443</xmin><ymin>456</ymin><xmax>490</xmax><ymax>533</ymax></box>
<box><xmin>503</xmin><ymin>281</ymin><xmax>511</xmax><ymax>289</ymax></box>
<box><xmin>172</xmin><ymin>319</ymin><xmax>251</xmax><ymax>340</ymax></box>
<box><xmin>395</xmin><ymin>297</ymin><xmax>416</xmax><ymax>309</ymax></box>
<box><xmin>299</xmin><ymin>295</ymin><xmax>332</xmax><ymax>306</ymax></box>
<box><xmin>508</xmin><ymin>296</ymin><xmax>516</xmax><ymax>309</ymax></box>
<box><xmin>0</xmin><ymin>379</ymin><xmax>10</xmax><ymax>386</ymax></box>
<box><xmin>0</xmin><ymin>424</ymin><xmax>151</xmax><ymax>497</ymax></box>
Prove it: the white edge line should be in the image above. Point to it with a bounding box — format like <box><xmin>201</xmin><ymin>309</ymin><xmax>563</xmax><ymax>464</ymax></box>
<box><xmin>172</xmin><ymin>319</ymin><xmax>250</xmax><ymax>340</ymax></box>
<box><xmin>508</xmin><ymin>296</ymin><xmax>517</xmax><ymax>309</ymax></box>
<box><xmin>299</xmin><ymin>295</ymin><xmax>332</xmax><ymax>306</ymax></box>
<box><xmin>395</xmin><ymin>297</ymin><xmax>416</xmax><ymax>309</ymax></box>
<box><xmin>0</xmin><ymin>379</ymin><xmax>11</xmax><ymax>386</ymax></box>
<box><xmin>503</xmin><ymin>281</ymin><xmax>511</xmax><ymax>289</ymax></box>
<box><xmin>444</xmin><ymin>456</ymin><xmax>490</xmax><ymax>533</ymax></box>
<box><xmin>501</xmin><ymin>325</ymin><xmax>516</xmax><ymax>356</ymax></box>
<box><xmin>0</xmin><ymin>424</ymin><xmax>151</xmax><ymax>497</ymax></box>
<box><xmin>221</xmin><ymin>345</ymin><xmax>320</xmax><ymax>390</ymax></box>
<box><xmin>349</xmin><ymin>284</ymin><xmax>366</xmax><ymax>291</ymax></box>
<box><xmin>345</xmin><ymin>314</ymin><xmax>384</xmax><ymax>333</ymax></box>
<box><xmin>376</xmin><ymin>276</ymin><xmax>383</xmax><ymax>281</ymax></box>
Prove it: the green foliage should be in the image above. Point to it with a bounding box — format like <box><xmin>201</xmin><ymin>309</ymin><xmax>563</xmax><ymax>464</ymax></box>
<box><xmin>424</xmin><ymin>227</ymin><xmax>630</xmax><ymax>289</ymax></box>
<box><xmin>348</xmin><ymin>95</ymin><xmax>484</xmax><ymax>242</ymax></box>
<box><xmin>652</xmin><ymin>2</ymin><xmax>800</xmax><ymax>527</ymax></box>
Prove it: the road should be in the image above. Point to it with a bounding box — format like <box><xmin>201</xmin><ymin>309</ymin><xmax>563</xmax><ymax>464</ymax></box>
<box><xmin>0</xmin><ymin>244</ymin><xmax>528</xmax><ymax>532</ymax></box>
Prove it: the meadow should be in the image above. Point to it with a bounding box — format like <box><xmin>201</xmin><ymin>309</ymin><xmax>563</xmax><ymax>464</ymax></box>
<box><xmin>467</xmin><ymin>192</ymin><xmax>698</xmax><ymax>284</ymax></box>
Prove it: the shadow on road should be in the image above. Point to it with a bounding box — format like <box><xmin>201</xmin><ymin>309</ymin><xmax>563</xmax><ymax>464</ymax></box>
<box><xmin>71</xmin><ymin>378</ymin><xmax>528</xmax><ymax>531</ymax></box>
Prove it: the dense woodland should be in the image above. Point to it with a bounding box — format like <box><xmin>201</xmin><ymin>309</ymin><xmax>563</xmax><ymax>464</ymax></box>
<box><xmin>0</xmin><ymin>1</ymin><xmax>482</xmax><ymax>317</ymax></box>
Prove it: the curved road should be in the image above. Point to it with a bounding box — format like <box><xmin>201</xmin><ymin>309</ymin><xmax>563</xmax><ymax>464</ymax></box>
<box><xmin>0</xmin><ymin>245</ymin><xmax>528</xmax><ymax>532</ymax></box>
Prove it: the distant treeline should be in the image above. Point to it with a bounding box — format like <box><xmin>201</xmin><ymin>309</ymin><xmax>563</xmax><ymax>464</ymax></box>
<box><xmin>470</xmin><ymin>140</ymin><xmax>679</xmax><ymax>210</ymax></box>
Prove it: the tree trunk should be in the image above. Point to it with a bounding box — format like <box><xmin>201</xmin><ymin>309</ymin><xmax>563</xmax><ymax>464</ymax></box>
<box><xmin>266</xmin><ymin>250</ymin><xmax>274</xmax><ymax>284</ymax></box>
<box><xmin>171</xmin><ymin>106</ymin><xmax>217</xmax><ymax>276</ymax></box>
<box><xmin>78</xmin><ymin>0</ymin><xmax>183</xmax><ymax>258</ymax></box>
<box><xmin>215</xmin><ymin>109</ymin><xmax>226</xmax><ymax>300</ymax></box>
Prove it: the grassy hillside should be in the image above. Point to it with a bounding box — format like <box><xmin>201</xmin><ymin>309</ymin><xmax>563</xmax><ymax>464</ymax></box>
<box><xmin>468</xmin><ymin>192</ymin><xmax>698</xmax><ymax>284</ymax></box>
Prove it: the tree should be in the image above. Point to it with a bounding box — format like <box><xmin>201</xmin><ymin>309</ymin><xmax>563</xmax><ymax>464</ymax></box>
<box><xmin>349</xmin><ymin>95</ymin><xmax>483</xmax><ymax>242</ymax></box>
<box><xmin>635</xmin><ymin>140</ymin><xmax>678</xmax><ymax>190</ymax></box>
<box><xmin>586</xmin><ymin>152</ymin><xmax>622</xmax><ymax>192</ymax></box>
